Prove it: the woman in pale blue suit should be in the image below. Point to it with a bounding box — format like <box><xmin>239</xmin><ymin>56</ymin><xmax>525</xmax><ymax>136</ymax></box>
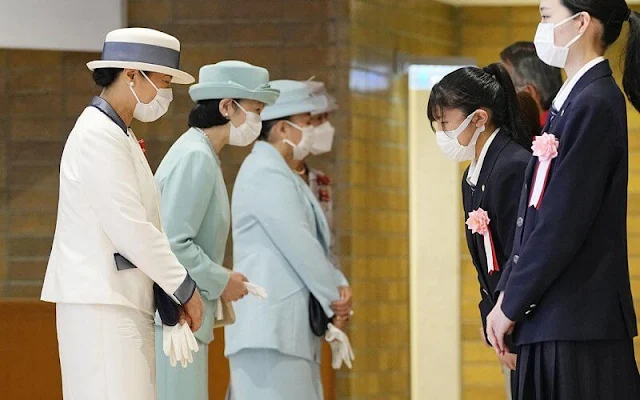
<box><xmin>226</xmin><ymin>80</ymin><xmax>352</xmax><ymax>400</ymax></box>
<box><xmin>154</xmin><ymin>61</ymin><xmax>280</xmax><ymax>400</ymax></box>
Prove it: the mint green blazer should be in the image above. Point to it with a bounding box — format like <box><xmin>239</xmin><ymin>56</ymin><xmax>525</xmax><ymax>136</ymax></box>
<box><xmin>155</xmin><ymin>128</ymin><xmax>231</xmax><ymax>344</ymax></box>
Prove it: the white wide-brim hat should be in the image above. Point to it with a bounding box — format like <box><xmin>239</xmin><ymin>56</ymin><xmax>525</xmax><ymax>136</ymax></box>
<box><xmin>189</xmin><ymin>61</ymin><xmax>280</xmax><ymax>105</ymax></box>
<box><xmin>261</xmin><ymin>80</ymin><xmax>327</xmax><ymax>121</ymax></box>
<box><xmin>306</xmin><ymin>80</ymin><xmax>339</xmax><ymax>115</ymax></box>
<box><xmin>87</xmin><ymin>28</ymin><xmax>195</xmax><ymax>84</ymax></box>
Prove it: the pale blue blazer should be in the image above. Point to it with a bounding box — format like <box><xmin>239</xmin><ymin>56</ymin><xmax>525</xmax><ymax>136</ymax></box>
<box><xmin>155</xmin><ymin>128</ymin><xmax>231</xmax><ymax>344</ymax></box>
<box><xmin>225</xmin><ymin>141</ymin><xmax>348</xmax><ymax>363</ymax></box>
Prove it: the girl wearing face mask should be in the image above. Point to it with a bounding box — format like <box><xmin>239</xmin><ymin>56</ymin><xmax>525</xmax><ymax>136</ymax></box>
<box><xmin>289</xmin><ymin>81</ymin><xmax>352</xmax><ymax>325</ymax></box>
<box><xmin>153</xmin><ymin>61</ymin><xmax>279</xmax><ymax>400</ymax></box>
<box><xmin>40</xmin><ymin>28</ymin><xmax>204</xmax><ymax>400</ymax></box>
<box><xmin>226</xmin><ymin>80</ymin><xmax>352</xmax><ymax>400</ymax></box>
<box><xmin>427</xmin><ymin>63</ymin><xmax>532</xmax><ymax>395</ymax></box>
<box><xmin>485</xmin><ymin>1</ymin><xmax>640</xmax><ymax>399</ymax></box>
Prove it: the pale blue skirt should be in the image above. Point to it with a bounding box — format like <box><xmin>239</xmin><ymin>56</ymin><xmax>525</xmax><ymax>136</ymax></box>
<box><xmin>228</xmin><ymin>349</ymin><xmax>323</xmax><ymax>400</ymax></box>
<box><xmin>155</xmin><ymin>325</ymin><xmax>209</xmax><ymax>400</ymax></box>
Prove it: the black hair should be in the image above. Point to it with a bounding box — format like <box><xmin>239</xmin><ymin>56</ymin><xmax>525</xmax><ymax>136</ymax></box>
<box><xmin>188</xmin><ymin>99</ymin><xmax>239</xmax><ymax>129</ymax></box>
<box><xmin>259</xmin><ymin>117</ymin><xmax>290</xmax><ymax>141</ymax></box>
<box><xmin>500</xmin><ymin>42</ymin><xmax>563</xmax><ymax>111</ymax></box>
<box><xmin>92</xmin><ymin>68</ymin><xmax>158</xmax><ymax>90</ymax></box>
<box><xmin>517</xmin><ymin>90</ymin><xmax>543</xmax><ymax>139</ymax></box>
<box><xmin>559</xmin><ymin>0</ymin><xmax>640</xmax><ymax>112</ymax></box>
<box><xmin>92</xmin><ymin>68</ymin><xmax>123</xmax><ymax>88</ymax></box>
<box><xmin>427</xmin><ymin>63</ymin><xmax>532</xmax><ymax>150</ymax></box>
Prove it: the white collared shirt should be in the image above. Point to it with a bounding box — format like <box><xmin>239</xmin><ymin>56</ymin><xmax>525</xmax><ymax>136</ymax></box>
<box><xmin>552</xmin><ymin>57</ymin><xmax>606</xmax><ymax>110</ymax></box>
<box><xmin>467</xmin><ymin>128</ymin><xmax>500</xmax><ymax>187</ymax></box>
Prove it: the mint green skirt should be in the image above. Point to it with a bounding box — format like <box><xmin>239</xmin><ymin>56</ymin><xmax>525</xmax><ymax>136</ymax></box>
<box><xmin>155</xmin><ymin>325</ymin><xmax>209</xmax><ymax>400</ymax></box>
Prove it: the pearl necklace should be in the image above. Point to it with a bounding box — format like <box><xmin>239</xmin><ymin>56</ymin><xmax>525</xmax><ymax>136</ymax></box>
<box><xmin>196</xmin><ymin>127</ymin><xmax>213</xmax><ymax>148</ymax></box>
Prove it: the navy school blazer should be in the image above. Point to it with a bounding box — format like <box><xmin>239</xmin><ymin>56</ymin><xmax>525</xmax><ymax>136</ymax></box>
<box><xmin>497</xmin><ymin>60</ymin><xmax>638</xmax><ymax>345</ymax></box>
<box><xmin>462</xmin><ymin>131</ymin><xmax>531</xmax><ymax>345</ymax></box>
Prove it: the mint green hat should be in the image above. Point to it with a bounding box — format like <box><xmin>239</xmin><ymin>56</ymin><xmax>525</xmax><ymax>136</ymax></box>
<box><xmin>189</xmin><ymin>61</ymin><xmax>280</xmax><ymax>105</ymax></box>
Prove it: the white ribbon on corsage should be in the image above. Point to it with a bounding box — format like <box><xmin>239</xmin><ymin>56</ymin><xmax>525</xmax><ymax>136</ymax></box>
<box><xmin>528</xmin><ymin>133</ymin><xmax>560</xmax><ymax>209</ymax></box>
<box><xmin>466</xmin><ymin>208</ymin><xmax>499</xmax><ymax>275</ymax></box>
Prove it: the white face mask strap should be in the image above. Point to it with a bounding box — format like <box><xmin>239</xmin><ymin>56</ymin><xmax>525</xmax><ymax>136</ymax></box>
<box><xmin>232</xmin><ymin>100</ymin><xmax>249</xmax><ymax>114</ymax></box>
<box><xmin>565</xmin><ymin>31</ymin><xmax>584</xmax><ymax>48</ymax></box>
<box><xmin>555</xmin><ymin>12</ymin><xmax>582</xmax><ymax>28</ymax></box>
<box><xmin>140</xmin><ymin>70</ymin><xmax>159</xmax><ymax>93</ymax></box>
<box><xmin>284</xmin><ymin>120</ymin><xmax>304</xmax><ymax>133</ymax></box>
<box><xmin>446</xmin><ymin>111</ymin><xmax>476</xmax><ymax>136</ymax></box>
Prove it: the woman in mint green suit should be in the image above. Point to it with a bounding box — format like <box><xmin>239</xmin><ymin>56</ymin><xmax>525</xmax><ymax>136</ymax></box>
<box><xmin>154</xmin><ymin>61</ymin><xmax>280</xmax><ymax>400</ymax></box>
<box><xmin>225</xmin><ymin>80</ymin><xmax>352</xmax><ymax>400</ymax></box>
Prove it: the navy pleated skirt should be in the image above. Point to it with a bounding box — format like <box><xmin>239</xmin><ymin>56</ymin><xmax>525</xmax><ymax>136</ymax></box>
<box><xmin>514</xmin><ymin>339</ymin><xmax>640</xmax><ymax>400</ymax></box>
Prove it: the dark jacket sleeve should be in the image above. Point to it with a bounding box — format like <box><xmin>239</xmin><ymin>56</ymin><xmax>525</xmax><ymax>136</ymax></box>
<box><xmin>501</xmin><ymin>95</ymin><xmax>621</xmax><ymax>321</ymax></box>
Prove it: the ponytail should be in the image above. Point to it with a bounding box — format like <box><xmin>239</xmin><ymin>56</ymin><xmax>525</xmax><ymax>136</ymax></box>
<box><xmin>623</xmin><ymin>11</ymin><xmax>640</xmax><ymax>112</ymax></box>
<box><xmin>483</xmin><ymin>63</ymin><xmax>532</xmax><ymax>149</ymax></box>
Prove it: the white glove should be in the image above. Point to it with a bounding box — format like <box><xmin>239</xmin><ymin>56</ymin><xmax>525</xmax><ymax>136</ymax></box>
<box><xmin>245</xmin><ymin>282</ymin><xmax>268</xmax><ymax>299</ymax></box>
<box><xmin>162</xmin><ymin>322</ymin><xmax>199</xmax><ymax>368</ymax></box>
<box><xmin>324</xmin><ymin>323</ymin><xmax>355</xmax><ymax>369</ymax></box>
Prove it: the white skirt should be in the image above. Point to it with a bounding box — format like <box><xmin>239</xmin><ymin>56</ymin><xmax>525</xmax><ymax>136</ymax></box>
<box><xmin>56</xmin><ymin>303</ymin><xmax>156</xmax><ymax>400</ymax></box>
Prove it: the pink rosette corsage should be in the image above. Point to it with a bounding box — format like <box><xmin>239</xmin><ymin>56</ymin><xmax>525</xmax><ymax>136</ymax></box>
<box><xmin>528</xmin><ymin>133</ymin><xmax>560</xmax><ymax>208</ymax></box>
<box><xmin>466</xmin><ymin>208</ymin><xmax>499</xmax><ymax>275</ymax></box>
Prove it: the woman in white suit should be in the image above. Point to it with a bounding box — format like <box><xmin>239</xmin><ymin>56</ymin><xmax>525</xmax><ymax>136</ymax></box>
<box><xmin>40</xmin><ymin>28</ymin><xmax>204</xmax><ymax>400</ymax></box>
<box><xmin>225</xmin><ymin>80</ymin><xmax>352</xmax><ymax>400</ymax></box>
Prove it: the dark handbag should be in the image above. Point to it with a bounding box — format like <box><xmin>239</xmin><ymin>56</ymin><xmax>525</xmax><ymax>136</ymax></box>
<box><xmin>114</xmin><ymin>253</ymin><xmax>180</xmax><ymax>326</ymax></box>
<box><xmin>153</xmin><ymin>283</ymin><xmax>180</xmax><ymax>326</ymax></box>
<box><xmin>309</xmin><ymin>293</ymin><xmax>330</xmax><ymax>337</ymax></box>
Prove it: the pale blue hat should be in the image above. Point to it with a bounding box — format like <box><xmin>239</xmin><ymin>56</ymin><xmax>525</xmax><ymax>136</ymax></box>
<box><xmin>261</xmin><ymin>80</ymin><xmax>326</xmax><ymax>121</ymax></box>
<box><xmin>306</xmin><ymin>81</ymin><xmax>338</xmax><ymax>115</ymax></box>
<box><xmin>189</xmin><ymin>61</ymin><xmax>280</xmax><ymax>105</ymax></box>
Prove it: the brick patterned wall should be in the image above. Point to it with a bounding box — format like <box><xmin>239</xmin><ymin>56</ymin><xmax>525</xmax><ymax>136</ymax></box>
<box><xmin>345</xmin><ymin>1</ymin><xmax>456</xmax><ymax>399</ymax></box>
<box><xmin>457</xmin><ymin>6</ymin><xmax>640</xmax><ymax>400</ymax></box>
<box><xmin>0</xmin><ymin>50</ymin><xmax>94</xmax><ymax>297</ymax></box>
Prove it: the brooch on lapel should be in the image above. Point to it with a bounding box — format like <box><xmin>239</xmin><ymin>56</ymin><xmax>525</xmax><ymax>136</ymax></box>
<box><xmin>138</xmin><ymin>138</ymin><xmax>147</xmax><ymax>154</ymax></box>
<box><xmin>466</xmin><ymin>208</ymin><xmax>499</xmax><ymax>275</ymax></box>
<box><xmin>318</xmin><ymin>188</ymin><xmax>331</xmax><ymax>202</ymax></box>
<box><xmin>316</xmin><ymin>174</ymin><xmax>331</xmax><ymax>186</ymax></box>
<box><xmin>528</xmin><ymin>133</ymin><xmax>559</xmax><ymax>209</ymax></box>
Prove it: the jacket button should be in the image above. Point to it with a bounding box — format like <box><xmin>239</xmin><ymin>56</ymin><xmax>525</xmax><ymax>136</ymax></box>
<box><xmin>517</xmin><ymin>217</ymin><xmax>524</xmax><ymax>227</ymax></box>
<box><xmin>482</xmin><ymin>288</ymin><xmax>489</xmax><ymax>296</ymax></box>
<box><xmin>513</xmin><ymin>255</ymin><xmax>519</xmax><ymax>264</ymax></box>
<box><xmin>529</xmin><ymin>304</ymin><xmax>536</xmax><ymax>309</ymax></box>
<box><xmin>525</xmin><ymin>309</ymin><xmax>532</xmax><ymax>316</ymax></box>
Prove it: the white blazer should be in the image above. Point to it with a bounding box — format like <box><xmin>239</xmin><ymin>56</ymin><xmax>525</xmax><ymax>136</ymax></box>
<box><xmin>41</xmin><ymin>98</ymin><xmax>195</xmax><ymax>314</ymax></box>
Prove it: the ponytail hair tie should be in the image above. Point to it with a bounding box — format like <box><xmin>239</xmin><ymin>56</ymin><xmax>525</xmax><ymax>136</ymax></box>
<box><xmin>608</xmin><ymin>6</ymin><xmax>631</xmax><ymax>25</ymax></box>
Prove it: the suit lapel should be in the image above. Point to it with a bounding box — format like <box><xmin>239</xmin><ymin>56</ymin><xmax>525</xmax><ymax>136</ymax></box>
<box><xmin>558</xmin><ymin>61</ymin><xmax>612</xmax><ymax>120</ymax></box>
<box><xmin>472</xmin><ymin>133</ymin><xmax>511</xmax><ymax>210</ymax></box>
<box><xmin>296</xmin><ymin>176</ymin><xmax>331</xmax><ymax>253</ymax></box>
<box><xmin>127</xmin><ymin>130</ymin><xmax>162</xmax><ymax>230</ymax></box>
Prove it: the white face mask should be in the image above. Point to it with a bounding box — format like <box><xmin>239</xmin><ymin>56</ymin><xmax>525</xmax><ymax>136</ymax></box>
<box><xmin>534</xmin><ymin>13</ymin><xmax>583</xmax><ymax>68</ymax></box>
<box><xmin>283</xmin><ymin>121</ymin><xmax>315</xmax><ymax>161</ymax></box>
<box><xmin>435</xmin><ymin>111</ymin><xmax>485</xmax><ymax>162</ymax></box>
<box><xmin>129</xmin><ymin>71</ymin><xmax>173</xmax><ymax>123</ymax></box>
<box><xmin>310</xmin><ymin>121</ymin><xmax>335</xmax><ymax>155</ymax></box>
<box><xmin>228</xmin><ymin>100</ymin><xmax>262</xmax><ymax>147</ymax></box>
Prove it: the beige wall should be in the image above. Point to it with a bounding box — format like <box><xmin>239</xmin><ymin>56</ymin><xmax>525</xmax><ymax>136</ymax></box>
<box><xmin>409</xmin><ymin>82</ymin><xmax>461</xmax><ymax>399</ymax></box>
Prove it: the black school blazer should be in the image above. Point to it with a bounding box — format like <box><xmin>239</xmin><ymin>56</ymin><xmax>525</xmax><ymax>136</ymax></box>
<box><xmin>462</xmin><ymin>131</ymin><xmax>531</xmax><ymax>343</ymax></box>
<box><xmin>497</xmin><ymin>60</ymin><xmax>638</xmax><ymax>345</ymax></box>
